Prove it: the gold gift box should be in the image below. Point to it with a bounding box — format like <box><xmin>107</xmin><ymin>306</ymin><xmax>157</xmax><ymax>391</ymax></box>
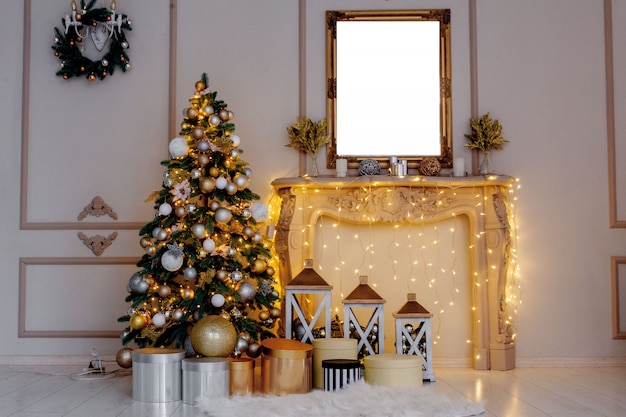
<box><xmin>261</xmin><ymin>338</ymin><xmax>313</xmax><ymax>395</ymax></box>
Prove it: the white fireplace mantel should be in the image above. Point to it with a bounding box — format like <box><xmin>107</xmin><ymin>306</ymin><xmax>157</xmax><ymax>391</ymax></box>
<box><xmin>271</xmin><ymin>174</ymin><xmax>518</xmax><ymax>370</ymax></box>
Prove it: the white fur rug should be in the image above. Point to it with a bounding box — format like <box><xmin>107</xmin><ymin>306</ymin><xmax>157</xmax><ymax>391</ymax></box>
<box><xmin>197</xmin><ymin>380</ymin><xmax>484</xmax><ymax>417</ymax></box>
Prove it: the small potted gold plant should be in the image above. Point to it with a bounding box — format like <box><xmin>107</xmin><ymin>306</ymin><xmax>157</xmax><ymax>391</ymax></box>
<box><xmin>464</xmin><ymin>113</ymin><xmax>508</xmax><ymax>174</ymax></box>
<box><xmin>286</xmin><ymin>117</ymin><xmax>329</xmax><ymax>177</ymax></box>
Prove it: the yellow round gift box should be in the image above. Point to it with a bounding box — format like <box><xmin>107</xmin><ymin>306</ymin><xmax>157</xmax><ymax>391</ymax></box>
<box><xmin>312</xmin><ymin>338</ymin><xmax>358</xmax><ymax>389</ymax></box>
<box><xmin>364</xmin><ymin>353</ymin><xmax>423</xmax><ymax>388</ymax></box>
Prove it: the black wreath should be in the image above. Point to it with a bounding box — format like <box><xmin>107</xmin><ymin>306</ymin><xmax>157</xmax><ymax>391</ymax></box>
<box><xmin>51</xmin><ymin>0</ymin><xmax>132</xmax><ymax>81</ymax></box>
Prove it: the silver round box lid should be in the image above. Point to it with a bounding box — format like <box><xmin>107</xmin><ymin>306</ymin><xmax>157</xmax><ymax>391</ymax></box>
<box><xmin>182</xmin><ymin>357</ymin><xmax>230</xmax><ymax>371</ymax></box>
<box><xmin>131</xmin><ymin>348</ymin><xmax>186</xmax><ymax>364</ymax></box>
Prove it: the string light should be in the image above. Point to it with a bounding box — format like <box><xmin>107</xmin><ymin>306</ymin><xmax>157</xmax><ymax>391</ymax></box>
<box><xmin>278</xmin><ymin>175</ymin><xmax>521</xmax><ymax>360</ymax></box>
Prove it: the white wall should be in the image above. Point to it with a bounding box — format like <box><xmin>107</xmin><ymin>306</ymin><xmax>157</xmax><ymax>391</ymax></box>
<box><xmin>0</xmin><ymin>0</ymin><xmax>624</xmax><ymax>364</ymax></box>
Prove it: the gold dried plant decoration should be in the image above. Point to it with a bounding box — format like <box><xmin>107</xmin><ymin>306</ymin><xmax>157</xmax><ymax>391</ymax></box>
<box><xmin>464</xmin><ymin>113</ymin><xmax>508</xmax><ymax>152</ymax></box>
<box><xmin>286</xmin><ymin>117</ymin><xmax>329</xmax><ymax>176</ymax></box>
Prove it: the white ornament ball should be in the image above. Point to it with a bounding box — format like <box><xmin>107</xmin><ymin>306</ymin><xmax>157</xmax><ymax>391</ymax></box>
<box><xmin>203</xmin><ymin>105</ymin><xmax>214</xmax><ymax>115</ymax></box>
<box><xmin>161</xmin><ymin>250</ymin><xmax>184</xmax><ymax>272</ymax></box>
<box><xmin>203</xmin><ymin>238</ymin><xmax>216</xmax><ymax>252</ymax></box>
<box><xmin>244</xmin><ymin>167</ymin><xmax>253</xmax><ymax>177</ymax></box>
<box><xmin>215</xmin><ymin>208</ymin><xmax>232</xmax><ymax>224</ymax></box>
<box><xmin>209</xmin><ymin>114</ymin><xmax>221</xmax><ymax>126</ymax></box>
<box><xmin>251</xmin><ymin>202</ymin><xmax>268</xmax><ymax>222</ymax></box>
<box><xmin>234</xmin><ymin>174</ymin><xmax>248</xmax><ymax>189</ymax></box>
<box><xmin>159</xmin><ymin>203</ymin><xmax>172</xmax><ymax>216</ymax></box>
<box><xmin>231</xmin><ymin>135</ymin><xmax>241</xmax><ymax>147</ymax></box>
<box><xmin>190</xmin><ymin>223</ymin><xmax>206</xmax><ymax>238</ymax></box>
<box><xmin>152</xmin><ymin>313</ymin><xmax>166</xmax><ymax>327</ymax></box>
<box><xmin>243</xmin><ymin>226</ymin><xmax>255</xmax><ymax>238</ymax></box>
<box><xmin>152</xmin><ymin>227</ymin><xmax>168</xmax><ymax>241</ymax></box>
<box><xmin>169</xmin><ymin>137</ymin><xmax>189</xmax><ymax>158</ymax></box>
<box><xmin>191</xmin><ymin>168</ymin><xmax>202</xmax><ymax>179</ymax></box>
<box><xmin>215</xmin><ymin>177</ymin><xmax>227</xmax><ymax>189</ymax></box>
<box><xmin>253</xmin><ymin>232</ymin><xmax>262</xmax><ymax>242</ymax></box>
<box><xmin>211</xmin><ymin>293</ymin><xmax>225</xmax><ymax>307</ymax></box>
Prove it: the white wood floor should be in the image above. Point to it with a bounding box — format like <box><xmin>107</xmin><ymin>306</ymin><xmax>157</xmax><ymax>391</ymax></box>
<box><xmin>0</xmin><ymin>363</ymin><xmax>625</xmax><ymax>416</ymax></box>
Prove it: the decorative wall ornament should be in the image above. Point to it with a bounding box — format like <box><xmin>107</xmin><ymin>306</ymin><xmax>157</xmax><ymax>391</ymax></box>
<box><xmin>274</xmin><ymin>188</ymin><xmax>296</xmax><ymax>281</ymax></box>
<box><xmin>51</xmin><ymin>0</ymin><xmax>132</xmax><ymax>81</ymax></box>
<box><xmin>77</xmin><ymin>196</ymin><xmax>118</xmax><ymax>220</ymax></box>
<box><xmin>77</xmin><ymin>231</ymin><xmax>118</xmax><ymax>256</ymax></box>
<box><xmin>328</xmin><ymin>187</ymin><xmax>455</xmax><ymax>223</ymax></box>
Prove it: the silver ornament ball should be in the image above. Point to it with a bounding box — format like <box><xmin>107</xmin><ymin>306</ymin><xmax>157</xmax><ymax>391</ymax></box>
<box><xmin>184</xmin><ymin>266</ymin><xmax>198</xmax><ymax>280</ymax></box>
<box><xmin>230</xmin><ymin>270</ymin><xmax>243</xmax><ymax>282</ymax></box>
<box><xmin>238</xmin><ymin>282</ymin><xmax>256</xmax><ymax>302</ymax></box>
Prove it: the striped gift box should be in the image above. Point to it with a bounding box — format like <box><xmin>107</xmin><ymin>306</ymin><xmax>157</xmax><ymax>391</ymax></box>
<box><xmin>322</xmin><ymin>359</ymin><xmax>361</xmax><ymax>391</ymax></box>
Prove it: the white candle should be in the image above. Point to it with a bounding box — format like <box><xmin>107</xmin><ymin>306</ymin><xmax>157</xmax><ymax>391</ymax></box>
<box><xmin>453</xmin><ymin>158</ymin><xmax>465</xmax><ymax>177</ymax></box>
<box><xmin>336</xmin><ymin>158</ymin><xmax>348</xmax><ymax>177</ymax></box>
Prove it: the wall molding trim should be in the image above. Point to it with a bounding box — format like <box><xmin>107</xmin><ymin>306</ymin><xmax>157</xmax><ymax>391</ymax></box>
<box><xmin>605</xmin><ymin>0</ymin><xmax>626</xmax><ymax>228</ymax></box>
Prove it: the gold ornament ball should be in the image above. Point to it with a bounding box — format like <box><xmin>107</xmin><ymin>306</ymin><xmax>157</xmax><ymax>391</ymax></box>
<box><xmin>200</xmin><ymin>177</ymin><xmax>216</xmax><ymax>193</ymax></box>
<box><xmin>116</xmin><ymin>347</ymin><xmax>133</xmax><ymax>368</ymax></box>
<box><xmin>218</xmin><ymin>109</ymin><xmax>229</xmax><ymax>121</ymax></box>
<box><xmin>258</xmin><ymin>310</ymin><xmax>270</xmax><ymax>321</ymax></box>
<box><xmin>130</xmin><ymin>313</ymin><xmax>147</xmax><ymax>330</ymax></box>
<box><xmin>181</xmin><ymin>288</ymin><xmax>195</xmax><ymax>300</ymax></box>
<box><xmin>209</xmin><ymin>166</ymin><xmax>220</xmax><ymax>177</ymax></box>
<box><xmin>251</xmin><ymin>259</ymin><xmax>267</xmax><ymax>274</ymax></box>
<box><xmin>266</xmin><ymin>266</ymin><xmax>275</xmax><ymax>276</ymax></box>
<box><xmin>191</xmin><ymin>315</ymin><xmax>238</xmax><ymax>357</ymax></box>
<box><xmin>269</xmin><ymin>307</ymin><xmax>281</xmax><ymax>319</ymax></box>
<box><xmin>175</xmin><ymin>206</ymin><xmax>186</xmax><ymax>217</ymax></box>
<box><xmin>195</xmin><ymin>80</ymin><xmax>206</xmax><ymax>91</ymax></box>
<box><xmin>198</xmin><ymin>154</ymin><xmax>210</xmax><ymax>166</ymax></box>
<box><xmin>191</xmin><ymin>127</ymin><xmax>204</xmax><ymax>140</ymax></box>
<box><xmin>246</xmin><ymin>341</ymin><xmax>261</xmax><ymax>358</ymax></box>
<box><xmin>186</xmin><ymin>107</ymin><xmax>199</xmax><ymax>119</ymax></box>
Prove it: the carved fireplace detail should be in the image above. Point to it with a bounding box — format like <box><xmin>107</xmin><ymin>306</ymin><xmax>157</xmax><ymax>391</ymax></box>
<box><xmin>271</xmin><ymin>175</ymin><xmax>518</xmax><ymax>370</ymax></box>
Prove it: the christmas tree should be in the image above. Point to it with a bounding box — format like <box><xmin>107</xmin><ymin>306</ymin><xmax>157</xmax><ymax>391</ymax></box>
<box><xmin>118</xmin><ymin>74</ymin><xmax>281</xmax><ymax>358</ymax></box>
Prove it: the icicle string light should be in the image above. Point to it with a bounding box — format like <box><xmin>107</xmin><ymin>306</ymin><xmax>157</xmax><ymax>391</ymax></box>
<box><xmin>279</xmin><ymin>175</ymin><xmax>521</xmax><ymax>355</ymax></box>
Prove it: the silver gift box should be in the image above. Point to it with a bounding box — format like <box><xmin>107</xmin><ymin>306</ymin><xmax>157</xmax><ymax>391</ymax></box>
<box><xmin>132</xmin><ymin>348</ymin><xmax>186</xmax><ymax>403</ymax></box>
<box><xmin>182</xmin><ymin>357</ymin><xmax>230</xmax><ymax>405</ymax></box>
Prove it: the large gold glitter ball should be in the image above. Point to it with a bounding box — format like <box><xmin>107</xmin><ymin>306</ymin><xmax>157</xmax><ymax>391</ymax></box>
<box><xmin>116</xmin><ymin>347</ymin><xmax>133</xmax><ymax>368</ymax></box>
<box><xmin>191</xmin><ymin>315</ymin><xmax>238</xmax><ymax>357</ymax></box>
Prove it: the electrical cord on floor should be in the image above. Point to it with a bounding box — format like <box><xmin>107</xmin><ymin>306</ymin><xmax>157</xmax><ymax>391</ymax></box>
<box><xmin>68</xmin><ymin>348</ymin><xmax>132</xmax><ymax>380</ymax></box>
